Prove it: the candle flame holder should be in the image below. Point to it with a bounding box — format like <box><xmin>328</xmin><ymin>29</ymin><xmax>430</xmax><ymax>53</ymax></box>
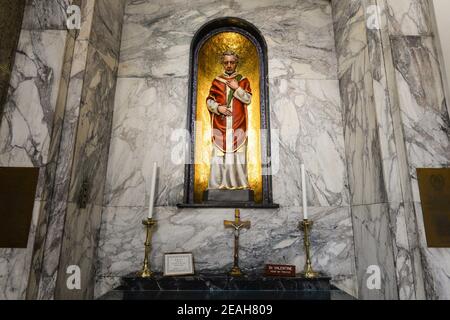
<box><xmin>298</xmin><ymin>219</ymin><xmax>320</xmax><ymax>279</ymax></box>
<box><xmin>137</xmin><ymin>218</ymin><xmax>157</xmax><ymax>278</ymax></box>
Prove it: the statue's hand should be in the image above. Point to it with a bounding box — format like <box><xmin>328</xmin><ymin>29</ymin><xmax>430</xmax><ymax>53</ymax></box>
<box><xmin>218</xmin><ymin>105</ymin><xmax>232</xmax><ymax>116</ymax></box>
<box><xmin>226</xmin><ymin>79</ymin><xmax>239</xmax><ymax>90</ymax></box>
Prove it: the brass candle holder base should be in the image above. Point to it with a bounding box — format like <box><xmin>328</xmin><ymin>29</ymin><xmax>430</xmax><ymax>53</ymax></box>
<box><xmin>138</xmin><ymin>266</ymin><xmax>154</xmax><ymax>278</ymax></box>
<box><xmin>137</xmin><ymin>218</ymin><xmax>157</xmax><ymax>278</ymax></box>
<box><xmin>298</xmin><ymin>219</ymin><xmax>321</xmax><ymax>279</ymax></box>
<box><xmin>300</xmin><ymin>264</ymin><xmax>321</xmax><ymax>279</ymax></box>
<box><xmin>229</xmin><ymin>266</ymin><xmax>244</xmax><ymax>277</ymax></box>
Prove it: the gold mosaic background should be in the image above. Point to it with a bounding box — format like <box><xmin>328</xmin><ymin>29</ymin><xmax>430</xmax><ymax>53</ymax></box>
<box><xmin>194</xmin><ymin>32</ymin><xmax>262</xmax><ymax>203</ymax></box>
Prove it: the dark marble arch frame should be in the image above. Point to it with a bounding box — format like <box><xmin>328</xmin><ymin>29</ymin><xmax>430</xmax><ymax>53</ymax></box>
<box><xmin>178</xmin><ymin>17</ymin><xmax>279</xmax><ymax>209</ymax></box>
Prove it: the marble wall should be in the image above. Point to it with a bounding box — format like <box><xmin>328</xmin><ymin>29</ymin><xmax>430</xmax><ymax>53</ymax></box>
<box><xmin>0</xmin><ymin>0</ymin><xmax>126</xmax><ymax>300</ymax></box>
<box><xmin>385</xmin><ymin>0</ymin><xmax>450</xmax><ymax>299</ymax></box>
<box><xmin>332</xmin><ymin>0</ymin><xmax>399</xmax><ymax>300</ymax></box>
<box><xmin>2</xmin><ymin>0</ymin><xmax>448</xmax><ymax>301</ymax></box>
<box><xmin>332</xmin><ymin>0</ymin><xmax>450</xmax><ymax>300</ymax></box>
<box><xmin>31</xmin><ymin>0</ymin><xmax>124</xmax><ymax>300</ymax></box>
<box><xmin>0</xmin><ymin>0</ymin><xmax>70</xmax><ymax>300</ymax></box>
<box><xmin>54</xmin><ymin>0</ymin><xmax>125</xmax><ymax>299</ymax></box>
<box><xmin>95</xmin><ymin>0</ymin><xmax>358</xmax><ymax>298</ymax></box>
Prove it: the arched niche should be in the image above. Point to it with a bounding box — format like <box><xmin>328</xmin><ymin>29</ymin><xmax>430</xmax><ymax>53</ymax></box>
<box><xmin>178</xmin><ymin>17</ymin><xmax>278</xmax><ymax>208</ymax></box>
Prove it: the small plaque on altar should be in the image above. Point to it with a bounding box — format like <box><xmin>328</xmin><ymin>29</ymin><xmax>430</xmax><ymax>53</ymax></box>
<box><xmin>264</xmin><ymin>264</ymin><xmax>296</xmax><ymax>277</ymax></box>
<box><xmin>164</xmin><ymin>253</ymin><xmax>195</xmax><ymax>276</ymax></box>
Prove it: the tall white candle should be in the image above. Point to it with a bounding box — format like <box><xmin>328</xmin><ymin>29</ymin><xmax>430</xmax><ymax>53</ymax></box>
<box><xmin>301</xmin><ymin>163</ymin><xmax>308</xmax><ymax>220</ymax></box>
<box><xmin>148</xmin><ymin>162</ymin><xmax>157</xmax><ymax>219</ymax></box>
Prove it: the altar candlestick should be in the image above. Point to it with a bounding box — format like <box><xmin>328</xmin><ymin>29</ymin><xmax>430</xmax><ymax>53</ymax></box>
<box><xmin>301</xmin><ymin>164</ymin><xmax>308</xmax><ymax>220</ymax></box>
<box><xmin>148</xmin><ymin>162</ymin><xmax>157</xmax><ymax>219</ymax></box>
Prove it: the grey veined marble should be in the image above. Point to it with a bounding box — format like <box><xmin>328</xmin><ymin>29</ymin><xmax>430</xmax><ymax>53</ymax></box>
<box><xmin>104</xmin><ymin>77</ymin><xmax>187</xmax><ymax>207</ymax></box>
<box><xmin>0</xmin><ymin>30</ymin><xmax>67</xmax><ymax>167</ymax></box>
<box><xmin>119</xmin><ymin>0</ymin><xmax>337</xmax><ymax>79</ymax></box>
<box><xmin>332</xmin><ymin>0</ymin><xmax>450</xmax><ymax>300</ymax></box>
<box><xmin>385</xmin><ymin>0</ymin><xmax>432</xmax><ymax>36</ymax></box>
<box><xmin>352</xmin><ymin>203</ymin><xmax>398</xmax><ymax>300</ymax></box>
<box><xmin>391</xmin><ymin>36</ymin><xmax>450</xmax><ymax>201</ymax></box>
<box><xmin>331</xmin><ymin>0</ymin><xmax>367</xmax><ymax>78</ymax></box>
<box><xmin>95</xmin><ymin>205</ymin><xmax>357</xmax><ymax>298</ymax></box>
<box><xmin>270</xmin><ymin>78</ymin><xmax>349</xmax><ymax>207</ymax></box>
<box><xmin>22</xmin><ymin>0</ymin><xmax>70</xmax><ymax>30</ymax></box>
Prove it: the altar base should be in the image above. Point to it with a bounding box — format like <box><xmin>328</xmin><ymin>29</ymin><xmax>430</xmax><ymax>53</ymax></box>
<box><xmin>98</xmin><ymin>274</ymin><xmax>355</xmax><ymax>300</ymax></box>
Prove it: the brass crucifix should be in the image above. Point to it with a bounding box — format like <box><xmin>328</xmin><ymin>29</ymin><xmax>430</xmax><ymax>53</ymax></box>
<box><xmin>224</xmin><ymin>209</ymin><xmax>251</xmax><ymax>277</ymax></box>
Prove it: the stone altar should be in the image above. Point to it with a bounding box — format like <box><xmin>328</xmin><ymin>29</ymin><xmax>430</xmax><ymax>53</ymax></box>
<box><xmin>98</xmin><ymin>274</ymin><xmax>354</xmax><ymax>300</ymax></box>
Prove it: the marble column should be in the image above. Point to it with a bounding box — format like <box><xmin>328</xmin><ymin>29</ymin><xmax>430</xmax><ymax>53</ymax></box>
<box><xmin>332</xmin><ymin>0</ymin><xmax>399</xmax><ymax>300</ymax></box>
<box><xmin>332</xmin><ymin>0</ymin><xmax>450</xmax><ymax>300</ymax></box>
<box><xmin>54</xmin><ymin>0</ymin><xmax>125</xmax><ymax>299</ymax></box>
<box><xmin>385</xmin><ymin>0</ymin><xmax>450</xmax><ymax>299</ymax></box>
<box><xmin>26</xmin><ymin>0</ymin><xmax>93</xmax><ymax>300</ymax></box>
<box><xmin>0</xmin><ymin>0</ymin><xmax>125</xmax><ymax>300</ymax></box>
<box><xmin>0</xmin><ymin>0</ymin><xmax>69</xmax><ymax>300</ymax></box>
<box><xmin>27</xmin><ymin>0</ymin><xmax>125</xmax><ymax>300</ymax></box>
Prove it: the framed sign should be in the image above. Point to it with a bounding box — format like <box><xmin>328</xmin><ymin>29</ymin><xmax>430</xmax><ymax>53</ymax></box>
<box><xmin>264</xmin><ymin>264</ymin><xmax>296</xmax><ymax>277</ymax></box>
<box><xmin>164</xmin><ymin>253</ymin><xmax>195</xmax><ymax>276</ymax></box>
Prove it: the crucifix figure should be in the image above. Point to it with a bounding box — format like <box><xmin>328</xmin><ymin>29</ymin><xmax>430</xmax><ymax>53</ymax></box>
<box><xmin>224</xmin><ymin>209</ymin><xmax>251</xmax><ymax>276</ymax></box>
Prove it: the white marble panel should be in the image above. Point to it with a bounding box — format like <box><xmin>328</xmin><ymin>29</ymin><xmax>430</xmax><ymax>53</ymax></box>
<box><xmin>90</xmin><ymin>0</ymin><xmax>125</xmax><ymax>59</ymax></box>
<box><xmin>27</xmin><ymin>39</ymin><xmax>90</xmax><ymax>300</ymax></box>
<box><xmin>339</xmin><ymin>46</ymin><xmax>387</xmax><ymax>206</ymax></box>
<box><xmin>385</xmin><ymin>0</ymin><xmax>432</xmax><ymax>36</ymax></box>
<box><xmin>104</xmin><ymin>77</ymin><xmax>187</xmax><ymax>207</ymax></box>
<box><xmin>67</xmin><ymin>43</ymin><xmax>120</xmax><ymax>206</ymax></box>
<box><xmin>351</xmin><ymin>203</ymin><xmax>399</xmax><ymax>299</ymax></box>
<box><xmin>391</xmin><ymin>36</ymin><xmax>450</xmax><ymax>202</ymax></box>
<box><xmin>331</xmin><ymin>0</ymin><xmax>367</xmax><ymax>78</ymax></box>
<box><xmin>0</xmin><ymin>30</ymin><xmax>67</xmax><ymax>167</ymax></box>
<box><xmin>22</xmin><ymin>0</ymin><xmax>70</xmax><ymax>30</ymax></box>
<box><xmin>364</xmin><ymin>4</ymin><xmax>420</xmax><ymax>298</ymax></box>
<box><xmin>270</xmin><ymin>78</ymin><xmax>349</xmax><ymax>207</ymax></box>
<box><xmin>119</xmin><ymin>0</ymin><xmax>337</xmax><ymax>80</ymax></box>
<box><xmin>387</xmin><ymin>202</ymin><xmax>416</xmax><ymax>299</ymax></box>
<box><xmin>77</xmin><ymin>0</ymin><xmax>96</xmax><ymax>41</ymax></box>
<box><xmin>54</xmin><ymin>203</ymin><xmax>103</xmax><ymax>299</ymax></box>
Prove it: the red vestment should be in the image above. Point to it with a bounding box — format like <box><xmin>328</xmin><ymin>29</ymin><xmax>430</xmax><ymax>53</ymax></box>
<box><xmin>206</xmin><ymin>74</ymin><xmax>251</xmax><ymax>152</ymax></box>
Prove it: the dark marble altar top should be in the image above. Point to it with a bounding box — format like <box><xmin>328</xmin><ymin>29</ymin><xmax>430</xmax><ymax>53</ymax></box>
<box><xmin>121</xmin><ymin>273</ymin><xmax>332</xmax><ymax>291</ymax></box>
<box><xmin>98</xmin><ymin>273</ymin><xmax>355</xmax><ymax>300</ymax></box>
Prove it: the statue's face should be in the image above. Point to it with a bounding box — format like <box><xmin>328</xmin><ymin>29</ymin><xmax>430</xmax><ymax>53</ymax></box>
<box><xmin>222</xmin><ymin>55</ymin><xmax>238</xmax><ymax>75</ymax></box>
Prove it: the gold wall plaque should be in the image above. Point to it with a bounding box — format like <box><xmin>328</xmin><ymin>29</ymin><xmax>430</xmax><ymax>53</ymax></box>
<box><xmin>417</xmin><ymin>168</ymin><xmax>450</xmax><ymax>248</ymax></box>
<box><xmin>0</xmin><ymin>167</ymin><xmax>39</xmax><ymax>248</ymax></box>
